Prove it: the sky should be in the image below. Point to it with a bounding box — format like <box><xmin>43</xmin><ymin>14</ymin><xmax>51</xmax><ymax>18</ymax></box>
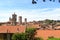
<box><xmin>0</xmin><ymin>0</ymin><xmax>60</xmax><ymax>22</ymax></box>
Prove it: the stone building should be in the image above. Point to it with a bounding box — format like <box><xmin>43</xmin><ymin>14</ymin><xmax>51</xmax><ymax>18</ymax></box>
<box><xmin>19</xmin><ymin>16</ymin><xmax>22</xmax><ymax>25</ymax></box>
<box><xmin>12</xmin><ymin>13</ymin><xmax>17</xmax><ymax>26</ymax></box>
<box><xmin>9</xmin><ymin>17</ymin><xmax>12</xmax><ymax>25</ymax></box>
<box><xmin>25</xmin><ymin>18</ymin><xmax>27</xmax><ymax>24</ymax></box>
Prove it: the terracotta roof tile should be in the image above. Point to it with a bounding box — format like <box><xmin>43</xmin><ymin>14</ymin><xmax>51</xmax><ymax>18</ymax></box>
<box><xmin>0</xmin><ymin>25</ymin><xmax>60</xmax><ymax>40</ymax></box>
<box><xmin>0</xmin><ymin>26</ymin><xmax>26</xmax><ymax>33</ymax></box>
<box><xmin>36</xmin><ymin>30</ymin><xmax>60</xmax><ymax>40</ymax></box>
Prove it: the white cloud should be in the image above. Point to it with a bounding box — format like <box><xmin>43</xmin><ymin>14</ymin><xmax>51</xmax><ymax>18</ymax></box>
<box><xmin>0</xmin><ymin>8</ymin><xmax>60</xmax><ymax>22</ymax></box>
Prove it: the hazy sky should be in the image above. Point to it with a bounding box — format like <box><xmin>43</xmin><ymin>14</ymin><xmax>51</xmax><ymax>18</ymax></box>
<box><xmin>0</xmin><ymin>0</ymin><xmax>60</xmax><ymax>22</ymax></box>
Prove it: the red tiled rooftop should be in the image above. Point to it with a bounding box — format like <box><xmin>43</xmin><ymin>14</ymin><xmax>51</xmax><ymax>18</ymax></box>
<box><xmin>0</xmin><ymin>24</ymin><xmax>39</xmax><ymax>33</ymax></box>
<box><xmin>0</xmin><ymin>26</ymin><xmax>26</xmax><ymax>33</ymax></box>
<box><xmin>0</xmin><ymin>25</ymin><xmax>60</xmax><ymax>40</ymax></box>
<box><xmin>36</xmin><ymin>30</ymin><xmax>60</xmax><ymax>40</ymax></box>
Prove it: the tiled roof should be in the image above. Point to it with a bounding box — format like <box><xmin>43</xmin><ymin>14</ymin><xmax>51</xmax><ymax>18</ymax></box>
<box><xmin>0</xmin><ymin>25</ymin><xmax>60</xmax><ymax>40</ymax></box>
<box><xmin>36</xmin><ymin>30</ymin><xmax>60</xmax><ymax>40</ymax></box>
<box><xmin>0</xmin><ymin>24</ymin><xmax>39</xmax><ymax>33</ymax></box>
<box><xmin>0</xmin><ymin>26</ymin><xmax>26</xmax><ymax>33</ymax></box>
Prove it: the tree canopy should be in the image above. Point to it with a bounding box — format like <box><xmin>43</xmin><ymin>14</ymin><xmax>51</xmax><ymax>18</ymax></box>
<box><xmin>12</xmin><ymin>28</ymin><xmax>43</xmax><ymax>40</ymax></box>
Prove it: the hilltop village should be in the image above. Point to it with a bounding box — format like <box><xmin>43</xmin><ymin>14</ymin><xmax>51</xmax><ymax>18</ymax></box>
<box><xmin>0</xmin><ymin>13</ymin><xmax>60</xmax><ymax>40</ymax></box>
<box><xmin>0</xmin><ymin>13</ymin><xmax>60</xmax><ymax>30</ymax></box>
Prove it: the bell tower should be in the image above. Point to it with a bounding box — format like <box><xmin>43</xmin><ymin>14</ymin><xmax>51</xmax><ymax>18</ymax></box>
<box><xmin>19</xmin><ymin>16</ymin><xmax>22</xmax><ymax>25</ymax></box>
<box><xmin>25</xmin><ymin>18</ymin><xmax>27</xmax><ymax>24</ymax></box>
<box><xmin>12</xmin><ymin>12</ymin><xmax>17</xmax><ymax>26</ymax></box>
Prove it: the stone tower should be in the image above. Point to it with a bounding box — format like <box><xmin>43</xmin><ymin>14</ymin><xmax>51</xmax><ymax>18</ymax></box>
<box><xmin>19</xmin><ymin>16</ymin><xmax>22</xmax><ymax>25</ymax></box>
<box><xmin>12</xmin><ymin>13</ymin><xmax>17</xmax><ymax>26</ymax></box>
<box><xmin>25</xmin><ymin>18</ymin><xmax>27</xmax><ymax>24</ymax></box>
<box><xmin>9</xmin><ymin>17</ymin><xmax>11</xmax><ymax>22</ymax></box>
<box><xmin>9</xmin><ymin>17</ymin><xmax>12</xmax><ymax>25</ymax></box>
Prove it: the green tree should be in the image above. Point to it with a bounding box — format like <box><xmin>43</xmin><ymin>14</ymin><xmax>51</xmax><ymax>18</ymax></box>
<box><xmin>34</xmin><ymin>37</ymin><xmax>43</xmax><ymax>40</ymax></box>
<box><xmin>12</xmin><ymin>28</ymin><xmax>43</xmax><ymax>40</ymax></box>
<box><xmin>25</xmin><ymin>28</ymin><xmax>37</xmax><ymax>40</ymax></box>
<box><xmin>47</xmin><ymin>37</ymin><xmax>60</xmax><ymax>40</ymax></box>
<box><xmin>12</xmin><ymin>33</ymin><xmax>26</xmax><ymax>40</ymax></box>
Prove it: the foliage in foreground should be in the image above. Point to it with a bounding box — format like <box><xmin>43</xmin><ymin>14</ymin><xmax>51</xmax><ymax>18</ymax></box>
<box><xmin>47</xmin><ymin>37</ymin><xmax>60</xmax><ymax>40</ymax></box>
<box><xmin>34</xmin><ymin>37</ymin><xmax>43</xmax><ymax>40</ymax></box>
<box><xmin>12</xmin><ymin>28</ymin><xmax>43</xmax><ymax>40</ymax></box>
<box><xmin>12</xmin><ymin>33</ymin><xmax>26</xmax><ymax>40</ymax></box>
